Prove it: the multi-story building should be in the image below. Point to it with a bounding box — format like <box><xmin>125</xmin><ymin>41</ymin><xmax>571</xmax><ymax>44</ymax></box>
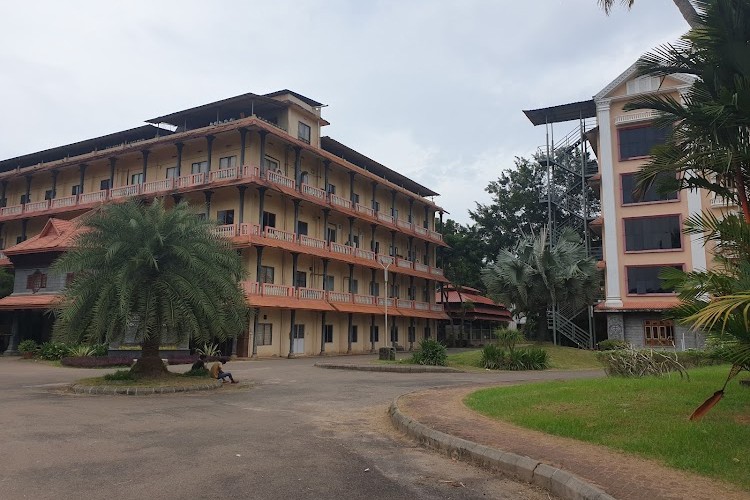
<box><xmin>0</xmin><ymin>90</ymin><xmax>449</xmax><ymax>357</ymax></box>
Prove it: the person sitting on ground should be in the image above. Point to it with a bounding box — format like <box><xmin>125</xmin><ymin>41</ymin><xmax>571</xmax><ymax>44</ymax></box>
<box><xmin>210</xmin><ymin>358</ymin><xmax>237</xmax><ymax>383</ymax></box>
<box><xmin>191</xmin><ymin>354</ymin><xmax>207</xmax><ymax>371</ymax></box>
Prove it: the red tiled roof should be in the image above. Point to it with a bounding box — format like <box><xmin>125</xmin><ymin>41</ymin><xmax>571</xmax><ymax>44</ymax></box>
<box><xmin>0</xmin><ymin>293</ymin><xmax>61</xmax><ymax>310</ymax></box>
<box><xmin>3</xmin><ymin>217</ymin><xmax>84</xmax><ymax>256</ymax></box>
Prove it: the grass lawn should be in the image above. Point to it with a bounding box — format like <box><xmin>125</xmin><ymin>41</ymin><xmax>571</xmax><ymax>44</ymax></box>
<box><xmin>465</xmin><ymin>366</ymin><xmax>750</xmax><ymax>489</ymax></box>
<box><xmin>447</xmin><ymin>343</ymin><xmax>602</xmax><ymax>370</ymax></box>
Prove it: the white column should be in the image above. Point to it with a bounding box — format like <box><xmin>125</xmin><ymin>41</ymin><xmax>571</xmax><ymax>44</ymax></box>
<box><xmin>686</xmin><ymin>187</ymin><xmax>708</xmax><ymax>271</ymax></box>
<box><xmin>597</xmin><ymin>99</ymin><xmax>623</xmax><ymax>308</ymax></box>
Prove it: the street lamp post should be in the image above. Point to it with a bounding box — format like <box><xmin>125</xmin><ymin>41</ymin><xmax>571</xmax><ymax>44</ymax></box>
<box><xmin>378</xmin><ymin>256</ymin><xmax>393</xmax><ymax>349</ymax></box>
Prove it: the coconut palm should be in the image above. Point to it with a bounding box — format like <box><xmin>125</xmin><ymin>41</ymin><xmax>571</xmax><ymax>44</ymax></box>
<box><xmin>598</xmin><ymin>0</ymin><xmax>700</xmax><ymax>27</ymax></box>
<box><xmin>52</xmin><ymin>199</ymin><xmax>248</xmax><ymax>377</ymax></box>
<box><xmin>626</xmin><ymin>0</ymin><xmax>750</xmax><ymax>222</ymax></box>
<box><xmin>481</xmin><ymin>228</ymin><xmax>600</xmax><ymax>341</ymax></box>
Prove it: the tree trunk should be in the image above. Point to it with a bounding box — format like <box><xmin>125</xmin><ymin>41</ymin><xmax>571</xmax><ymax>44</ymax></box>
<box><xmin>734</xmin><ymin>167</ymin><xmax>750</xmax><ymax>223</ymax></box>
<box><xmin>535</xmin><ymin>309</ymin><xmax>551</xmax><ymax>342</ymax></box>
<box><xmin>131</xmin><ymin>335</ymin><xmax>169</xmax><ymax>378</ymax></box>
<box><xmin>672</xmin><ymin>0</ymin><xmax>700</xmax><ymax>29</ymax></box>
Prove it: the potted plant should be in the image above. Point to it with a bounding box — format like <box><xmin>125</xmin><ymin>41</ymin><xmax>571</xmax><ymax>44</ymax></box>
<box><xmin>18</xmin><ymin>339</ymin><xmax>39</xmax><ymax>359</ymax></box>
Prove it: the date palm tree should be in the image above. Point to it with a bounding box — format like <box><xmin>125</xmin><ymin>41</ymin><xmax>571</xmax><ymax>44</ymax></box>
<box><xmin>482</xmin><ymin>228</ymin><xmax>600</xmax><ymax>341</ymax></box>
<box><xmin>598</xmin><ymin>0</ymin><xmax>700</xmax><ymax>27</ymax></box>
<box><xmin>52</xmin><ymin>199</ymin><xmax>248</xmax><ymax>377</ymax></box>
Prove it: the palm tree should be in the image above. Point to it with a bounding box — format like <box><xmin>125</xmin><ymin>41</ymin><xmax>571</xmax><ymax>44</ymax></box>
<box><xmin>598</xmin><ymin>0</ymin><xmax>700</xmax><ymax>27</ymax></box>
<box><xmin>52</xmin><ymin>199</ymin><xmax>248</xmax><ymax>377</ymax></box>
<box><xmin>627</xmin><ymin>0</ymin><xmax>750</xmax><ymax>222</ymax></box>
<box><xmin>481</xmin><ymin>228</ymin><xmax>600</xmax><ymax>341</ymax></box>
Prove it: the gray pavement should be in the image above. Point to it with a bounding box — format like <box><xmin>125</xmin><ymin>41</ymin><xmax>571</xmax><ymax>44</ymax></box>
<box><xmin>0</xmin><ymin>354</ymin><xmax>602</xmax><ymax>500</ymax></box>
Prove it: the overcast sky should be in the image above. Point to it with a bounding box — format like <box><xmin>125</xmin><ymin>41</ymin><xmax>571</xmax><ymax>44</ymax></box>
<box><xmin>0</xmin><ymin>0</ymin><xmax>688</xmax><ymax>223</ymax></box>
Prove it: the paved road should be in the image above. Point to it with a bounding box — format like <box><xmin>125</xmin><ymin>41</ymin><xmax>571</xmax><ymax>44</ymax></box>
<box><xmin>0</xmin><ymin>355</ymin><xmax>602</xmax><ymax>500</ymax></box>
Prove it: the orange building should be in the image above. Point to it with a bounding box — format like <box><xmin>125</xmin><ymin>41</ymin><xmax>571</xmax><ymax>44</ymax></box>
<box><xmin>0</xmin><ymin>90</ymin><xmax>449</xmax><ymax>357</ymax></box>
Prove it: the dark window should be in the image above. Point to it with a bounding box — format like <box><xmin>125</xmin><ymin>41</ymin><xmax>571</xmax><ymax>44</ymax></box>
<box><xmin>352</xmin><ymin>193</ymin><xmax>360</xmax><ymax>205</ymax></box>
<box><xmin>295</xmin><ymin>271</ymin><xmax>307</xmax><ymax>288</ymax></box>
<box><xmin>350</xmin><ymin>325</ymin><xmax>358</xmax><ymax>343</ymax></box>
<box><xmin>622</xmin><ymin>172</ymin><xmax>678</xmax><ymax>204</ymax></box>
<box><xmin>370</xmin><ymin>281</ymin><xmax>380</xmax><ymax>297</ymax></box>
<box><xmin>624</xmin><ymin>215</ymin><xmax>681</xmax><ymax>251</ymax></box>
<box><xmin>408</xmin><ymin>286</ymin><xmax>416</xmax><ymax>300</ymax></box>
<box><xmin>26</xmin><ymin>271</ymin><xmax>47</xmax><ymax>292</ymax></box>
<box><xmin>644</xmin><ymin>320</ymin><xmax>674</xmax><ymax>346</ymax></box>
<box><xmin>424</xmin><ymin>326</ymin><xmax>431</xmax><ymax>339</ymax></box>
<box><xmin>327</xmin><ymin>227</ymin><xmax>337</xmax><ymax>243</ymax></box>
<box><xmin>260</xmin><ymin>266</ymin><xmax>275</xmax><ymax>284</ymax></box>
<box><xmin>130</xmin><ymin>173</ymin><xmax>144</xmax><ymax>185</ymax></box>
<box><xmin>262</xmin><ymin>211</ymin><xmax>276</xmax><ymax>229</ymax></box>
<box><xmin>15</xmin><ymin>236</ymin><xmax>23</xmax><ymax>244</ymax></box>
<box><xmin>390</xmin><ymin>283</ymin><xmax>400</xmax><ymax>298</ymax></box>
<box><xmin>352</xmin><ymin>235</ymin><xmax>360</xmax><ymax>248</ymax></box>
<box><xmin>370</xmin><ymin>325</ymin><xmax>379</xmax><ymax>342</ymax></box>
<box><xmin>297</xmin><ymin>221</ymin><xmax>308</xmax><ymax>236</ymax></box>
<box><xmin>324</xmin><ymin>275</ymin><xmax>334</xmax><ymax>291</ymax></box>
<box><xmin>327</xmin><ymin>184</ymin><xmax>336</xmax><ymax>195</ymax></box>
<box><xmin>293</xmin><ymin>324</ymin><xmax>305</xmax><ymax>339</ymax></box>
<box><xmin>300</xmin><ymin>171</ymin><xmax>309</xmax><ymax>184</ymax></box>
<box><xmin>71</xmin><ymin>185</ymin><xmax>81</xmax><ymax>196</ymax></box>
<box><xmin>219</xmin><ymin>156</ymin><xmax>236</xmax><ymax>169</ymax></box>
<box><xmin>408</xmin><ymin>326</ymin><xmax>416</xmax><ymax>342</ymax></box>
<box><xmin>392</xmin><ymin>208</ymin><xmax>399</xmax><ymax>219</ymax></box>
<box><xmin>422</xmin><ymin>286</ymin><xmax>430</xmax><ymax>302</ymax></box>
<box><xmin>21</xmin><ymin>193</ymin><xmax>31</xmax><ymax>204</ymax></box>
<box><xmin>100</xmin><ymin>179</ymin><xmax>111</xmax><ymax>191</ymax></box>
<box><xmin>324</xmin><ymin>324</ymin><xmax>333</xmax><ymax>343</ymax></box>
<box><xmin>264</xmin><ymin>157</ymin><xmax>279</xmax><ymax>171</ymax></box>
<box><xmin>346</xmin><ymin>278</ymin><xmax>358</xmax><ymax>294</ymax></box>
<box><xmin>298</xmin><ymin>122</ymin><xmax>311</xmax><ymax>144</ymax></box>
<box><xmin>256</xmin><ymin>323</ymin><xmax>272</xmax><ymax>346</ymax></box>
<box><xmin>618</xmin><ymin>125</ymin><xmax>669</xmax><ymax>160</ymax></box>
<box><xmin>165</xmin><ymin>167</ymin><xmax>178</xmax><ymax>179</ymax></box>
<box><xmin>390</xmin><ymin>325</ymin><xmax>399</xmax><ymax>343</ymax></box>
<box><xmin>372</xmin><ymin>200</ymin><xmax>380</xmax><ymax>212</ymax></box>
<box><xmin>627</xmin><ymin>266</ymin><xmax>682</xmax><ymax>294</ymax></box>
<box><xmin>373</xmin><ymin>241</ymin><xmax>380</xmax><ymax>254</ymax></box>
<box><xmin>389</xmin><ymin>245</ymin><xmax>397</xmax><ymax>257</ymax></box>
<box><xmin>191</xmin><ymin>161</ymin><xmax>208</xmax><ymax>174</ymax></box>
<box><xmin>44</xmin><ymin>190</ymin><xmax>53</xmax><ymax>200</ymax></box>
<box><xmin>217</xmin><ymin>210</ymin><xmax>235</xmax><ymax>225</ymax></box>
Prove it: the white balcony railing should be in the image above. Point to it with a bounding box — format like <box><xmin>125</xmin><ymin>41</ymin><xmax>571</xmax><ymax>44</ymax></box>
<box><xmin>377</xmin><ymin>297</ymin><xmax>394</xmax><ymax>307</ymax></box>
<box><xmin>301</xmin><ymin>183</ymin><xmax>326</xmax><ymax>200</ymax></box>
<box><xmin>414</xmin><ymin>262</ymin><xmax>429</xmax><ymax>273</ymax></box>
<box><xmin>429</xmin><ymin>230</ymin><xmax>443</xmax><ymax>242</ymax></box>
<box><xmin>414</xmin><ymin>226</ymin><xmax>428</xmax><ymax>236</ymax></box>
<box><xmin>396</xmin><ymin>258</ymin><xmax>413</xmax><ymax>270</ymax></box>
<box><xmin>242</xmin><ymin>165</ymin><xmax>260</xmax><ymax>178</ymax></box>
<box><xmin>327</xmin><ymin>291</ymin><xmax>352</xmax><ymax>303</ymax></box>
<box><xmin>329</xmin><ymin>194</ymin><xmax>352</xmax><ymax>210</ymax></box>
<box><xmin>262</xmin><ymin>283</ymin><xmax>294</xmax><ymax>297</ymax></box>
<box><xmin>397</xmin><ymin>299</ymin><xmax>414</xmax><ymax>309</ymax></box>
<box><xmin>330</xmin><ymin>242</ymin><xmax>354</xmax><ymax>255</ymax></box>
<box><xmin>110</xmin><ymin>185</ymin><xmax>141</xmax><ymax>199</ymax></box>
<box><xmin>299</xmin><ymin>235</ymin><xmax>326</xmax><ymax>249</ymax></box>
<box><xmin>354</xmin><ymin>294</ymin><xmax>376</xmax><ymax>305</ymax></box>
<box><xmin>209</xmin><ymin>166</ymin><xmax>240</xmax><ymax>183</ymax></box>
<box><xmin>177</xmin><ymin>173</ymin><xmax>206</xmax><ymax>188</ymax></box>
<box><xmin>354</xmin><ymin>248</ymin><xmax>375</xmax><ymax>260</ymax></box>
<box><xmin>1</xmin><ymin>205</ymin><xmax>23</xmax><ymax>217</ymax></box>
<box><xmin>298</xmin><ymin>288</ymin><xmax>326</xmax><ymax>301</ymax></box>
<box><xmin>430</xmin><ymin>303</ymin><xmax>444</xmax><ymax>312</ymax></box>
<box><xmin>377</xmin><ymin>212</ymin><xmax>394</xmax><ymax>224</ymax></box>
<box><xmin>212</xmin><ymin>224</ymin><xmax>237</xmax><ymax>238</ymax></box>
<box><xmin>238</xmin><ymin>223</ymin><xmax>261</xmax><ymax>236</ymax></box>
<box><xmin>266</xmin><ymin>170</ymin><xmax>295</xmax><ymax>189</ymax></box>
<box><xmin>355</xmin><ymin>204</ymin><xmax>374</xmax><ymax>217</ymax></box>
<box><xmin>51</xmin><ymin>195</ymin><xmax>77</xmax><ymax>209</ymax></box>
<box><xmin>430</xmin><ymin>267</ymin><xmax>444</xmax><ymax>276</ymax></box>
<box><xmin>24</xmin><ymin>200</ymin><xmax>50</xmax><ymax>213</ymax></box>
<box><xmin>711</xmin><ymin>195</ymin><xmax>737</xmax><ymax>207</ymax></box>
<box><xmin>264</xmin><ymin>227</ymin><xmax>296</xmax><ymax>243</ymax></box>
<box><xmin>414</xmin><ymin>301</ymin><xmax>429</xmax><ymax>311</ymax></box>
<box><xmin>396</xmin><ymin>219</ymin><xmax>412</xmax><ymax>230</ymax></box>
<box><xmin>143</xmin><ymin>179</ymin><xmax>174</xmax><ymax>194</ymax></box>
<box><xmin>78</xmin><ymin>190</ymin><xmax>107</xmax><ymax>204</ymax></box>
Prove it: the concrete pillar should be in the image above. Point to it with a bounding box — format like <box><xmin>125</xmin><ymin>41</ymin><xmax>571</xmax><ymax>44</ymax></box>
<box><xmin>24</xmin><ymin>175</ymin><xmax>32</xmax><ymax>203</ymax></box>
<box><xmin>349</xmin><ymin>172</ymin><xmax>355</xmax><ymax>203</ymax></box>
<box><xmin>238</xmin><ymin>186</ymin><xmax>247</xmax><ymax>224</ymax></box>
<box><xmin>109</xmin><ymin>158</ymin><xmax>117</xmax><ymax>190</ymax></box>
<box><xmin>347</xmin><ymin>313</ymin><xmax>353</xmax><ymax>354</ymax></box>
<box><xmin>288</xmin><ymin>309</ymin><xmax>296</xmax><ymax>358</ymax></box>
<box><xmin>293</xmin><ymin>200</ymin><xmax>301</xmax><ymax>237</ymax></box>
<box><xmin>175</xmin><ymin>143</ymin><xmax>183</xmax><ymax>178</ymax></box>
<box><xmin>257</xmin><ymin>187</ymin><xmax>267</xmax><ymax>228</ymax></box>
<box><xmin>238</xmin><ymin>128</ymin><xmax>247</xmax><ymax>167</ymax></box>
<box><xmin>204</xmin><ymin>191</ymin><xmax>213</xmax><ymax>219</ymax></box>
<box><xmin>259</xmin><ymin>131</ymin><xmax>268</xmax><ymax>175</ymax></box>
<box><xmin>3</xmin><ymin>313</ymin><xmax>20</xmax><ymax>356</ymax></box>
<box><xmin>50</xmin><ymin>170</ymin><xmax>58</xmax><ymax>199</ymax></box>
<box><xmin>348</xmin><ymin>217</ymin><xmax>354</xmax><ymax>246</ymax></box>
<box><xmin>206</xmin><ymin>135</ymin><xmax>215</xmax><ymax>172</ymax></box>
<box><xmin>294</xmin><ymin>146</ymin><xmax>302</xmax><ymax>190</ymax></box>
<box><xmin>322</xmin><ymin>208</ymin><xmax>330</xmax><ymax>243</ymax></box>
<box><xmin>140</xmin><ymin>151</ymin><xmax>148</xmax><ymax>184</ymax></box>
<box><xmin>251</xmin><ymin>307</ymin><xmax>260</xmax><ymax>358</ymax></box>
<box><xmin>370</xmin><ymin>224</ymin><xmax>377</xmax><ymax>253</ymax></box>
<box><xmin>320</xmin><ymin>311</ymin><xmax>327</xmax><ymax>356</ymax></box>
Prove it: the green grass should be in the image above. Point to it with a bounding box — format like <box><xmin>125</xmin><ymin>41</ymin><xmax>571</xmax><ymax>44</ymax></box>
<box><xmin>447</xmin><ymin>343</ymin><xmax>602</xmax><ymax>370</ymax></box>
<box><xmin>465</xmin><ymin>366</ymin><xmax>750</xmax><ymax>489</ymax></box>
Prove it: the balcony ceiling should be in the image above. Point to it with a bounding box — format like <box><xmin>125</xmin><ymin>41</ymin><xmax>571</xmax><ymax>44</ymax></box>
<box><xmin>523</xmin><ymin>99</ymin><xmax>596</xmax><ymax>126</ymax></box>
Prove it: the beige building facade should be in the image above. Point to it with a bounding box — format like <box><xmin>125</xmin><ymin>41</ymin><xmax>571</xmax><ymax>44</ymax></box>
<box><xmin>0</xmin><ymin>90</ymin><xmax>449</xmax><ymax>357</ymax></box>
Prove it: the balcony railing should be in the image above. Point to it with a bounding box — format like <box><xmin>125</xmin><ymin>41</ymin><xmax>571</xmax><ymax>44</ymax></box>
<box><xmin>143</xmin><ymin>179</ymin><xmax>174</xmax><ymax>194</ymax></box>
<box><xmin>299</xmin><ymin>234</ymin><xmax>326</xmax><ymax>249</ymax></box>
<box><xmin>264</xmin><ymin>227</ymin><xmax>296</xmax><ymax>243</ymax></box>
<box><xmin>327</xmin><ymin>291</ymin><xmax>352</xmax><ymax>303</ymax></box>
<box><xmin>430</xmin><ymin>267</ymin><xmax>444</xmax><ymax>276</ymax></box>
<box><xmin>377</xmin><ymin>297</ymin><xmax>394</xmax><ymax>307</ymax></box>
<box><xmin>78</xmin><ymin>190</ymin><xmax>107</xmax><ymax>204</ymax></box>
<box><xmin>354</xmin><ymin>294</ymin><xmax>376</xmax><ymax>305</ymax></box>
<box><xmin>24</xmin><ymin>200</ymin><xmax>50</xmax><ymax>213</ymax></box>
<box><xmin>301</xmin><ymin>183</ymin><xmax>326</xmax><ymax>200</ymax></box>
<box><xmin>212</xmin><ymin>224</ymin><xmax>237</xmax><ymax>238</ymax></box>
<box><xmin>355</xmin><ymin>204</ymin><xmax>374</xmax><ymax>217</ymax></box>
<box><xmin>396</xmin><ymin>219</ymin><xmax>412</xmax><ymax>230</ymax></box>
<box><xmin>298</xmin><ymin>288</ymin><xmax>326</xmax><ymax>301</ymax></box>
<box><xmin>429</xmin><ymin>230</ymin><xmax>443</xmax><ymax>242</ymax></box>
<box><xmin>414</xmin><ymin>301</ymin><xmax>429</xmax><ymax>310</ymax></box>
<box><xmin>266</xmin><ymin>170</ymin><xmax>295</xmax><ymax>189</ymax></box>
<box><xmin>354</xmin><ymin>248</ymin><xmax>375</xmax><ymax>260</ymax></box>
<box><xmin>178</xmin><ymin>173</ymin><xmax>206</xmax><ymax>188</ymax></box>
<box><xmin>414</xmin><ymin>226</ymin><xmax>428</xmax><ymax>236</ymax></box>
<box><xmin>330</xmin><ymin>242</ymin><xmax>354</xmax><ymax>255</ymax></box>
<box><xmin>51</xmin><ymin>195</ymin><xmax>78</xmax><ymax>209</ymax></box>
<box><xmin>397</xmin><ymin>299</ymin><xmax>414</xmax><ymax>309</ymax></box>
<box><xmin>430</xmin><ymin>303</ymin><xmax>444</xmax><ymax>312</ymax></box>
<box><xmin>110</xmin><ymin>185</ymin><xmax>141</xmax><ymax>199</ymax></box>
<box><xmin>396</xmin><ymin>258</ymin><xmax>413</xmax><ymax>270</ymax></box>
<box><xmin>209</xmin><ymin>166</ymin><xmax>241</xmax><ymax>183</ymax></box>
<box><xmin>238</xmin><ymin>223</ymin><xmax>261</xmax><ymax>236</ymax></box>
<box><xmin>329</xmin><ymin>194</ymin><xmax>352</xmax><ymax>210</ymax></box>
<box><xmin>414</xmin><ymin>262</ymin><xmax>429</xmax><ymax>273</ymax></box>
<box><xmin>377</xmin><ymin>212</ymin><xmax>394</xmax><ymax>224</ymax></box>
<box><xmin>1</xmin><ymin>205</ymin><xmax>23</xmax><ymax>217</ymax></box>
<box><xmin>262</xmin><ymin>283</ymin><xmax>294</xmax><ymax>297</ymax></box>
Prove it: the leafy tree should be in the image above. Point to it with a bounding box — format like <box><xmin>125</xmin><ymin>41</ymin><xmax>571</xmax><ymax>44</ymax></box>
<box><xmin>482</xmin><ymin>228</ymin><xmax>600</xmax><ymax>340</ymax></box>
<box><xmin>598</xmin><ymin>0</ymin><xmax>700</xmax><ymax>27</ymax></box>
<box><xmin>628</xmin><ymin>0</ymin><xmax>750</xmax><ymax>222</ymax></box>
<box><xmin>52</xmin><ymin>199</ymin><xmax>248</xmax><ymax>377</ymax></box>
<box><xmin>0</xmin><ymin>268</ymin><xmax>14</xmax><ymax>298</ymax></box>
<box><xmin>437</xmin><ymin>218</ymin><xmax>485</xmax><ymax>290</ymax></box>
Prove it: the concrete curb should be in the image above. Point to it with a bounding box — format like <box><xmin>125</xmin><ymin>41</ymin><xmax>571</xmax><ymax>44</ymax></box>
<box><xmin>389</xmin><ymin>395</ymin><xmax>615</xmax><ymax>500</ymax></box>
<box><xmin>70</xmin><ymin>379</ymin><xmax>223</xmax><ymax>395</ymax></box>
<box><xmin>314</xmin><ymin>362</ymin><xmax>463</xmax><ymax>373</ymax></box>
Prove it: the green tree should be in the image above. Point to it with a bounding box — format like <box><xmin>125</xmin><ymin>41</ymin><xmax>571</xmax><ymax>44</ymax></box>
<box><xmin>52</xmin><ymin>199</ymin><xmax>248</xmax><ymax>377</ymax></box>
<box><xmin>598</xmin><ymin>0</ymin><xmax>700</xmax><ymax>27</ymax></box>
<box><xmin>0</xmin><ymin>268</ymin><xmax>14</xmax><ymax>298</ymax></box>
<box><xmin>482</xmin><ymin>228</ymin><xmax>600</xmax><ymax>340</ymax></box>
<box><xmin>628</xmin><ymin>0</ymin><xmax>750</xmax><ymax>222</ymax></box>
<box><xmin>437</xmin><ymin>219</ymin><xmax>485</xmax><ymax>290</ymax></box>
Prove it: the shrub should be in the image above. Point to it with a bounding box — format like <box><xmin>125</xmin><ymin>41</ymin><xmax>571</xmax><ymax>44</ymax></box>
<box><xmin>18</xmin><ymin>339</ymin><xmax>39</xmax><ymax>354</ymax></box>
<box><xmin>67</xmin><ymin>344</ymin><xmax>95</xmax><ymax>357</ymax></box>
<box><xmin>61</xmin><ymin>356</ymin><xmax>133</xmax><ymax>368</ymax></box>
<box><xmin>410</xmin><ymin>338</ymin><xmax>447</xmax><ymax>366</ymax></box>
<box><xmin>676</xmin><ymin>349</ymin><xmax>724</xmax><ymax>369</ymax></box>
<box><xmin>104</xmin><ymin>370</ymin><xmax>135</xmax><ymax>381</ymax></box>
<box><xmin>597</xmin><ymin>348</ymin><xmax>688</xmax><ymax>378</ymax></box>
<box><xmin>481</xmin><ymin>345</ymin><xmax>548</xmax><ymax>370</ymax></box>
<box><xmin>494</xmin><ymin>328</ymin><xmax>525</xmax><ymax>352</ymax></box>
<box><xmin>38</xmin><ymin>342</ymin><xmax>70</xmax><ymax>360</ymax></box>
<box><xmin>481</xmin><ymin>344</ymin><xmax>506</xmax><ymax>370</ymax></box>
<box><xmin>196</xmin><ymin>343</ymin><xmax>221</xmax><ymax>357</ymax></box>
<box><xmin>183</xmin><ymin>367</ymin><xmax>210</xmax><ymax>377</ymax></box>
<box><xmin>91</xmin><ymin>344</ymin><xmax>109</xmax><ymax>357</ymax></box>
<box><xmin>598</xmin><ymin>339</ymin><xmax>629</xmax><ymax>351</ymax></box>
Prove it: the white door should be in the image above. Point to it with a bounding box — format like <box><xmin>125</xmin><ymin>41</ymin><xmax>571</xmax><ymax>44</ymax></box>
<box><xmin>293</xmin><ymin>325</ymin><xmax>305</xmax><ymax>354</ymax></box>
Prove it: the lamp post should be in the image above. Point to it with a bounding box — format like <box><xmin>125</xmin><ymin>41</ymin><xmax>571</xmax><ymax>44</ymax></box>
<box><xmin>378</xmin><ymin>256</ymin><xmax>392</xmax><ymax>348</ymax></box>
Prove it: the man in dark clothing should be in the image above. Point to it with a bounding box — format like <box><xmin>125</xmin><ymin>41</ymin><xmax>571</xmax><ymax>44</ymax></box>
<box><xmin>191</xmin><ymin>354</ymin><xmax>207</xmax><ymax>371</ymax></box>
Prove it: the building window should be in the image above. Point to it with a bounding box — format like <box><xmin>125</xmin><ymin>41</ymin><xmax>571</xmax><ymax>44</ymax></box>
<box><xmin>100</xmin><ymin>179</ymin><xmax>111</xmax><ymax>191</ymax></box>
<box><xmin>327</xmin><ymin>227</ymin><xmax>337</xmax><ymax>243</ymax></box>
<box><xmin>26</xmin><ymin>271</ymin><xmax>47</xmax><ymax>292</ymax></box>
<box><xmin>295</xmin><ymin>271</ymin><xmax>307</xmax><ymax>288</ymax></box>
<box><xmin>130</xmin><ymin>173</ymin><xmax>144</xmax><ymax>185</ymax></box>
<box><xmin>392</xmin><ymin>208</ymin><xmax>399</xmax><ymax>219</ymax></box>
<box><xmin>300</xmin><ymin>171</ymin><xmax>310</xmax><ymax>185</ymax></box>
<box><xmin>350</xmin><ymin>325</ymin><xmax>358</xmax><ymax>343</ymax></box>
<box><xmin>191</xmin><ymin>161</ymin><xmax>208</xmax><ymax>174</ymax></box>
<box><xmin>324</xmin><ymin>275</ymin><xmax>334</xmax><ymax>291</ymax></box>
<box><xmin>408</xmin><ymin>326</ymin><xmax>416</xmax><ymax>342</ymax></box>
<box><xmin>260</xmin><ymin>266</ymin><xmax>275</xmax><ymax>284</ymax></box>
<box><xmin>352</xmin><ymin>235</ymin><xmax>360</xmax><ymax>248</ymax></box>
<box><xmin>297</xmin><ymin>221</ymin><xmax>308</xmax><ymax>236</ymax></box>
<box><xmin>219</xmin><ymin>156</ymin><xmax>237</xmax><ymax>169</ymax></box>
<box><xmin>262</xmin><ymin>211</ymin><xmax>276</xmax><ymax>229</ymax></box>
<box><xmin>217</xmin><ymin>210</ymin><xmax>235</xmax><ymax>225</ymax></box>
<box><xmin>44</xmin><ymin>190</ymin><xmax>53</xmax><ymax>200</ymax></box>
<box><xmin>373</xmin><ymin>241</ymin><xmax>380</xmax><ymax>254</ymax></box>
<box><xmin>324</xmin><ymin>324</ymin><xmax>333</xmax><ymax>343</ymax></box>
<box><xmin>346</xmin><ymin>278</ymin><xmax>359</xmax><ymax>294</ymax></box>
<box><xmin>293</xmin><ymin>324</ymin><xmax>305</xmax><ymax>340</ymax></box>
<box><xmin>422</xmin><ymin>286</ymin><xmax>430</xmax><ymax>302</ymax></box>
<box><xmin>370</xmin><ymin>325</ymin><xmax>379</xmax><ymax>342</ymax></box>
<box><xmin>370</xmin><ymin>281</ymin><xmax>380</xmax><ymax>297</ymax></box>
<box><xmin>408</xmin><ymin>286</ymin><xmax>416</xmax><ymax>300</ymax></box>
<box><xmin>389</xmin><ymin>245</ymin><xmax>397</xmax><ymax>257</ymax></box>
<box><xmin>424</xmin><ymin>326</ymin><xmax>431</xmax><ymax>338</ymax></box>
<box><xmin>644</xmin><ymin>320</ymin><xmax>674</xmax><ymax>347</ymax></box>
<box><xmin>256</xmin><ymin>323</ymin><xmax>273</xmax><ymax>346</ymax></box>
<box><xmin>372</xmin><ymin>200</ymin><xmax>380</xmax><ymax>212</ymax></box>
<box><xmin>618</xmin><ymin>125</ymin><xmax>669</xmax><ymax>160</ymax></box>
<box><xmin>352</xmin><ymin>193</ymin><xmax>360</xmax><ymax>205</ymax></box>
<box><xmin>264</xmin><ymin>157</ymin><xmax>279</xmax><ymax>171</ymax></box>
<box><xmin>165</xmin><ymin>167</ymin><xmax>178</xmax><ymax>179</ymax></box>
<box><xmin>327</xmin><ymin>184</ymin><xmax>336</xmax><ymax>195</ymax></box>
<box><xmin>622</xmin><ymin>172</ymin><xmax>678</xmax><ymax>204</ymax></box>
<box><xmin>627</xmin><ymin>265</ymin><xmax>682</xmax><ymax>294</ymax></box>
<box><xmin>624</xmin><ymin>215</ymin><xmax>681</xmax><ymax>251</ymax></box>
<box><xmin>71</xmin><ymin>185</ymin><xmax>82</xmax><ymax>196</ymax></box>
<box><xmin>390</xmin><ymin>283</ymin><xmax>400</xmax><ymax>298</ymax></box>
<box><xmin>298</xmin><ymin>122</ymin><xmax>311</xmax><ymax>144</ymax></box>
<box><xmin>390</xmin><ymin>325</ymin><xmax>399</xmax><ymax>343</ymax></box>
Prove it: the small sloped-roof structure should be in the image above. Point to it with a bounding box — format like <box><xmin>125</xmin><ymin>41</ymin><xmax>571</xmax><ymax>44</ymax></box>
<box><xmin>3</xmin><ymin>217</ymin><xmax>83</xmax><ymax>257</ymax></box>
<box><xmin>437</xmin><ymin>285</ymin><xmax>512</xmax><ymax>323</ymax></box>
